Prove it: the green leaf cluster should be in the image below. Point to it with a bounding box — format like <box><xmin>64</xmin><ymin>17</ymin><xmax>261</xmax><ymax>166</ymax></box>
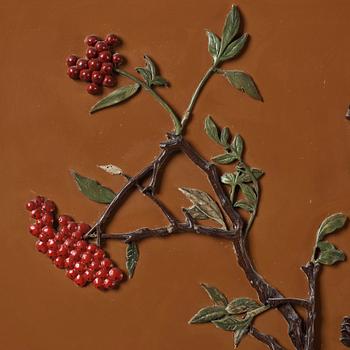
<box><xmin>136</xmin><ymin>55</ymin><xmax>168</xmax><ymax>87</ymax></box>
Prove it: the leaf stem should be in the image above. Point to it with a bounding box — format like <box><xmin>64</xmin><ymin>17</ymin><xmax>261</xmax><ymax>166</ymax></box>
<box><xmin>115</xmin><ymin>68</ymin><xmax>182</xmax><ymax>135</ymax></box>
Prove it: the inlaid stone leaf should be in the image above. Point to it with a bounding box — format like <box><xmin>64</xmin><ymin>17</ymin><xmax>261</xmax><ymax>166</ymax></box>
<box><xmin>234</xmin><ymin>200</ymin><xmax>255</xmax><ymax>213</ymax></box>
<box><xmin>144</xmin><ymin>55</ymin><xmax>156</xmax><ymax>78</ymax></box>
<box><xmin>226</xmin><ymin>297</ymin><xmax>261</xmax><ymax>315</ymax></box>
<box><xmin>179</xmin><ymin>187</ymin><xmax>226</xmax><ymax>228</ymax></box>
<box><xmin>189</xmin><ymin>306</ymin><xmax>227</xmax><ymax>324</ymax></box>
<box><xmin>201</xmin><ymin>283</ymin><xmax>228</xmax><ymax>306</ymax></box>
<box><xmin>136</xmin><ymin>55</ymin><xmax>168</xmax><ymax>87</ymax></box>
<box><xmin>316</xmin><ymin>241</ymin><xmax>345</xmax><ymax>265</ymax></box>
<box><xmin>220</xmin><ymin>127</ymin><xmax>230</xmax><ymax>147</ymax></box>
<box><xmin>212</xmin><ymin>153</ymin><xmax>238</xmax><ymax>164</ymax></box>
<box><xmin>223</xmin><ymin>70</ymin><xmax>262</xmax><ymax>101</ymax></box>
<box><xmin>220</xmin><ymin>33</ymin><xmax>248</xmax><ymax>61</ymax></box>
<box><xmin>233</xmin><ymin>318</ymin><xmax>252</xmax><ymax>347</ymax></box>
<box><xmin>90</xmin><ymin>83</ymin><xmax>140</xmax><ymax>114</ymax></box>
<box><xmin>97</xmin><ymin>164</ymin><xmax>123</xmax><ymax>176</ymax></box>
<box><xmin>316</xmin><ymin>213</ymin><xmax>347</xmax><ymax>242</ymax></box>
<box><xmin>207</xmin><ymin>31</ymin><xmax>221</xmax><ymax>62</ymax></box>
<box><xmin>221</xmin><ymin>173</ymin><xmax>236</xmax><ymax>185</ymax></box>
<box><xmin>231</xmin><ymin>135</ymin><xmax>244</xmax><ymax>158</ymax></box>
<box><xmin>136</xmin><ymin>67</ymin><xmax>152</xmax><ymax>85</ymax></box>
<box><xmin>187</xmin><ymin>206</ymin><xmax>208</xmax><ymax>220</ymax></box>
<box><xmin>239</xmin><ymin>183</ymin><xmax>257</xmax><ymax>203</ymax></box>
<box><xmin>71</xmin><ymin>171</ymin><xmax>115</xmax><ymax>204</ymax></box>
<box><xmin>220</xmin><ymin>5</ymin><xmax>240</xmax><ymax>53</ymax></box>
<box><xmin>240</xmin><ymin>168</ymin><xmax>264</xmax><ymax>182</ymax></box>
<box><xmin>204</xmin><ymin>116</ymin><xmax>221</xmax><ymax>144</ymax></box>
<box><xmin>212</xmin><ymin>316</ymin><xmax>243</xmax><ymax>332</ymax></box>
<box><xmin>126</xmin><ymin>241</ymin><xmax>139</xmax><ymax>279</ymax></box>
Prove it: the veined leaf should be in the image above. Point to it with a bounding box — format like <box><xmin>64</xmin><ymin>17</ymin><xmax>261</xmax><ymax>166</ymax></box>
<box><xmin>316</xmin><ymin>241</ymin><xmax>345</xmax><ymax>265</ymax></box>
<box><xmin>233</xmin><ymin>318</ymin><xmax>252</xmax><ymax>347</ymax></box>
<box><xmin>234</xmin><ymin>200</ymin><xmax>255</xmax><ymax>213</ymax></box>
<box><xmin>239</xmin><ymin>183</ymin><xmax>257</xmax><ymax>203</ymax></box>
<box><xmin>200</xmin><ymin>283</ymin><xmax>228</xmax><ymax>306</ymax></box>
<box><xmin>126</xmin><ymin>242</ymin><xmax>139</xmax><ymax>279</ymax></box>
<box><xmin>212</xmin><ymin>153</ymin><xmax>237</xmax><ymax>164</ymax></box>
<box><xmin>231</xmin><ymin>134</ymin><xmax>244</xmax><ymax>158</ymax></box>
<box><xmin>206</xmin><ymin>31</ymin><xmax>221</xmax><ymax>62</ymax></box>
<box><xmin>220</xmin><ymin>5</ymin><xmax>240</xmax><ymax>54</ymax></box>
<box><xmin>144</xmin><ymin>55</ymin><xmax>156</xmax><ymax>78</ymax></box>
<box><xmin>220</xmin><ymin>33</ymin><xmax>248</xmax><ymax>61</ymax></box>
<box><xmin>189</xmin><ymin>306</ymin><xmax>227</xmax><ymax>324</ymax></box>
<box><xmin>212</xmin><ymin>316</ymin><xmax>243</xmax><ymax>332</ymax></box>
<box><xmin>187</xmin><ymin>206</ymin><xmax>208</xmax><ymax>220</ymax></box>
<box><xmin>221</xmin><ymin>173</ymin><xmax>236</xmax><ymax>185</ymax></box>
<box><xmin>204</xmin><ymin>116</ymin><xmax>221</xmax><ymax>144</ymax></box>
<box><xmin>224</xmin><ymin>70</ymin><xmax>262</xmax><ymax>101</ymax></box>
<box><xmin>179</xmin><ymin>187</ymin><xmax>226</xmax><ymax>229</ymax></box>
<box><xmin>226</xmin><ymin>298</ymin><xmax>261</xmax><ymax>315</ymax></box>
<box><xmin>97</xmin><ymin>164</ymin><xmax>123</xmax><ymax>176</ymax></box>
<box><xmin>90</xmin><ymin>83</ymin><xmax>140</xmax><ymax>114</ymax></box>
<box><xmin>316</xmin><ymin>213</ymin><xmax>347</xmax><ymax>242</ymax></box>
<box><xmin>220</xmin><ymin>127</ymin><xmax>230</xmax><ymax>147</ymax></box>
<box><xmin>71</xmin><ymin>171</ymin><xmax>115</xmax><ymax>204</ymax></box>
<box><xmin>136</xmin><ymin>67</ymin><xmax>152</xmax><ymax>85</ymax></box>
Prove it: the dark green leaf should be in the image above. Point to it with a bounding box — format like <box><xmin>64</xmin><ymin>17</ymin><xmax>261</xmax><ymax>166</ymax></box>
<box><xmin>239</xmin><ymin>183</ymin><xmax>257</xmax><ymax>203</ymax></box>
<box><xmin>316</xmin><ymin>213</ymin><xmax>347</xmax><ymax>242</ymax></box>
<box><xmin>221</xmin><ymin>173</ymin><xmax>236</xmax><ymax>185</ymax></box>
<box><xmin>251</xmin><ymin>168</ymin><xmax>264</xmax><ymax>180</ymax></box>
<box><xmin>212</xmin><ymin>153</ymin><xmax>237</xmax><ymax>164</ymax></box>
<box><xmin>223</xmin><ymin>70</ymin><xmax>262</xmax><ymax>101</ymax></box>
<box><xmin>126</xmin><ymin>242</ymin><xmax>139</xmax><ymax>279</ymax></box>
<box><xmin>231</xmin><ymin>135</ymin><xmax>243</xmax><ymax>158</ymax></box>
<box><xmin>135</xmin><ymin>67</ymin><xmax>152</xmax><ymax>85</ymax></box>
<box><xmin>144</xmin><ymin>55</ymin><xmax>156</xmax><ymax>78</ymax></box>
<box><xmin>316</xmin><ymin>241</ymin><xmax>345</xmax><ymax>265</ymax></box>
<box><xmin>71</xmin><ymin>171</ymin><xmax>115</xmax><ymax>204</ymax></box>
<box><xmin>189</xmin><ymin>306</ymin><xmax>227</xmax><ymax>324</ymax></box>
<box><xmin>201</xmin><ymin>283</ymin><xmax>228</xmax><ymax>306</ymax></box>
<box><xmin>220</xmin><ymin>33</ymin><xmax>248</xmax><ymax>61</ymax></box>
<box><xmin>90</xmin><ymin>83</ymin><xmax>140</xmax><ymax>114</ymax></box>
<box><xmin>220</xmin><ymin>5</ymin><xmax>240</xmax><ymax>53</ymax></box>
<box><xmin>187</xmin><ymin>206</ymin><xmax>208</xmax><ymax>220</ymax></box>
<box><xmin>204</xmin><ymin>116</ymin><xmax>221</xmax><ymax>144</ymax></box>
<box><xmin>233</xmin><ymin>318</ymin><xmax>252</xmax><ymax>347</ymax></box>
<box><xmin>151</xmin><ymin>76</ymin><xmax>168</xmax><ymax>87</ymax></box>
<box><xmin>234</xmin><ymin>200</ymin><xmax>255</xmax><ymax>213</ymax></box>
<box><xmin>220</xmin><ymin>127</ymin><xmax>230</xmax><ymax>147</ymax></box>
<box><xmin>207</xmin><ymin>31</ymin><xmax>221</xmax><ymax>62</ymax></box>
<box><xmin>212</xmin><ymin>316</ymin><xmax>244</xmax><ymax>332</ymax></box>
<box><xmin>226</xmin><ymin>297</ymin><xmax>261</xmax><ymax>315</ymax></box>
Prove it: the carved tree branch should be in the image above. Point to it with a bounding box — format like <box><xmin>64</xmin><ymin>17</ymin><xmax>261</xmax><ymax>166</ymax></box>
<box><xmin>250</xmin><ymin>327</ymin><xmax>285</xmax><ymax>350</ymax></box>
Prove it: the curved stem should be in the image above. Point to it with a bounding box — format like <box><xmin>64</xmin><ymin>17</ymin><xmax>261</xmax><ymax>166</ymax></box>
<box><xmin>250</xmin><ymin>327</ymin><xmax>285</xmax><ymax>350</ymax></box>
<box><xmin>115</xmin><ymin>68</ymin><xmax>182</xmax><ymax>135</ymax></box>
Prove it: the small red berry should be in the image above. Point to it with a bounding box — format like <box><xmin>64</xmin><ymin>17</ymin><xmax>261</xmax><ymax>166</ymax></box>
<box><xmin>95</xmin><ymin>40</ymin><xmax>108</xmax><ymax>52</ymax></box>
<box><xmin>35</xmin><ymin>196</ymin><xmax>45</xmax><ymax>206</ymax></box>
<box><xmin>85</xmin><ymin>35</ymin><xmax>100</xmax><ymax>47</ymax></box>
<box><xmin>59</xmin><ymin>226</ymin><xmax>70</xmax><ymax>236</ymax></box>
<box><xmin>105</xmin><ymin>33</ymin><xmax>120</xmax><ymax>47</ymax></box>
<box><xmin>74</xmin><ymin>262</ymin><xmax>86</xmax><ymax>274</ymax></box>
<box><xmin>69</xmin><ymin>249</ymin><xmax>80</xmax><ymax>260</ymax></box>
<box><xmin>66</xmin><ymin>269</ymin><xmax>78</xmax><ymax>280</ymax></box>
<box><xmin>75</xmin><ymin>240</ymin><xmax>87</xmax><ymax>251</ymax></box>
<box><xmin>86</xmin><ymin>47</ymin><xmax>98</xmax><ymax>59</ymax></box>
<box><xmin>63</xmin><ymin>238</ymin><xmax>75</xmax><ymax>249</ymax></box>
<box><xmin>66</xmin><ymin>55</ymin><xmax>79</xmax><ymax>67</ymax></box>
<box><xmin>112</xmin><ymin>53</ymin><xmax>124</xmax><ymax>66</ymax></box>
<box><xmin>42</xmin><ymin>200</ymin><xmax>56</xmax><ymax>212</ymax></box>
<box><xmin>87</xmin><ymin>244</ymin><xmax>97</xmax><ymax>253</ymax></box>
<box><xmin>88</xmin><ymin>58</ymin><xmax>102</xmax><ymax>71</ymax></box>
<box><xmin>42</xmin><ymin>226</ymin><xmax>55</xmax><ymax>237</ymax></box>
<box><xmin>91</xmin><ymin>71</ymin><xmax>104</xmax><ymax>85</ymax></box>
<box><xmin>78</xmin><ymin>223</ymin><xmax>91</xmax><ymax>234</ymax></box>
<box><xmin>58</xmin><ymin>215</ymin><xmax>73</xmax><ymax>226</ymax></box>
<box><xmin>72</xmin><ymin>231</ymin><xmax>83</xmax><ymax>241</ymax></box>
<box><xmin>26</xmin><ymin>200</ymin><xmax>38</xmax><ymax>211</ymax></box>
<box><xmin>93</xmin><ymin>249</ymin><xmax>105</xmax><ymax>261</ymax></box>
<box><xmin>54</xmin><ymin>256</ymin><xmax>66</xmax><ymax>269</ymax></box>
<box><xmin>98</xmin><ymin>50</ymin><xmax>112</xmax><ymax>63</ymax></box>
<box><xmin>57</xmin><ymin>245</ymin><xmax>69</xmax><ymax>258</ymax></box>
<box><xmin>87</xmin><ymin>83</ymin><xmax>102</xmax><ymax>95</ymax></box>
<box><xmin>76</xmin><ymin>58</ymin><xmax>89</xmax><ymax>70</ymax></box>
<box><xmin>35</xmin><ymin>219</ymin><xmax>45</xmax><ymax>228</ymax></box>
<box><xmin>83</xmin><ymin>269</ymin><xmax>94</xmax><ymax>282</ymax></box>
<box><xmin>74</xmin><ymin>274</ymin><xmax>87</xmax><ymax>287</ymax></box>
<box><xmin>31</xmin><ymin>208</ymin><xmax>42</xmax><ymax>219</ymax></box>
<box><xmin>67</xmin><ymin>66</ymin><xmax>80</xmax><ymax>80</ymax></box>
<box><xmin>55</xmin><ymin>231</ymin><xmax>66</xmax><ymax>243</ymax></box>
<box><xmin>79</xmin><ymin>69</ymin><xmax>92</xmax><ymax>82</ymax></box>
<box><xmin>103</xmin><ymin>75</ymin><xmax>116</xmax><ymax>88</ymax></box>
<box><xmin>35</xmin><ymin>240</ymin><xmax>48</xmax><ymax>253</ymax></box>
<box><xmin>100</xmin><ymin>62</ymin><xmax>113</xmax><ymax>75</ymax></box>
<box><xmin>47</xmin><ymin>249</ymin><xmax>58</xmax><ymax>260</ymax></box>
<box><xmin>65</xmin><ymin>256</ymin><xmax>76</xmax><ymax>269</ymax></box>
<box><xmin>95</xmin><ymin>268</ymin><xmax>108</xmax><ymax>279</ymax></box>
<box><xmin>67</xmin><ymin>222</ymin><xmax>78</xmax><ymax>233</ymax></box>
<box><xmin>29</xmin><ymin>223</ymin><xmax>41</xmax><ymax>237</ymax></box>
<box><xmin>89</xmin><ymin>260</ymin><xmax>100</xmax><ymax>271</ymax></box>
<box><xmin>93</xmin><ymin>277</ymin><xmax>104</xmax><ymax>288</ymax></box>
<box><xmin>103</xmin><ymin>278</ymin><xmax>115</xmax><ymax>289</ymax></box>
<box><xmin>47</xmin><ymin>239</ymin><xmax>58</xmax><ymax>250</ymax></box>
<box><xmin>80</xmin><ymin>252</ymin><xmax>92</xmax><ymax>264</ymax></box>
<box><xmin>39</xmin><ymin>232</ymin><xmax>49</xmax><ymax>242</ymax></box>
<box><xmin>100</xmin><ymin>258</ymin><xmax>112</xmax><ymax>269</ymax></box>
<box><xmin>108</xmin><ymin>267</ymin><xmax>123</xmax><ymax>282</ymax></box>
<box><xmin>41</xmin><ymin>213</ymin><xmax>54</xmax><ymax>226</ymax></box>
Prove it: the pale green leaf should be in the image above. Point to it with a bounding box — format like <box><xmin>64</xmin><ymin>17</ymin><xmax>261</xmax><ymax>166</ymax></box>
<box><xmin>316</xmin><ymin>213</ymin><xmax>347</xmax><ymax>242</ymax></box>
<box><xmin>201</xmin><ymin>283</ymin><xmax>228</xmax><ymax>306</ymax></box>
<box><xmin>316</xmin><ymin>241</ymin><xmax>345</xmax><ymax>265</ymax></box>
<box><xmin>226</xmin><ymin>297</ymin><xmax>261</xmax><ymax>315</ymax></box>
<box><xmin>220</xmin><ymin>33</ymin><xmax>248</xmax><ymax>61</ymax></box>
<box><xmin>189</xmin><ymin>306</ymin><xmax>227</xmax><ymax>324</ymax></box>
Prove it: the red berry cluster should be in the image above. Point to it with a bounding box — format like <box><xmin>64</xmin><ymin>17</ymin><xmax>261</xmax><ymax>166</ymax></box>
<box><xmin>66</xmin><ymin>33</ymin><xmax>124</xmax><ymax>95</ymax></box>
<box><xmin>26</xmin><ymin>196</ymin><xmax>124</xmax><ymax>289</ymax></box>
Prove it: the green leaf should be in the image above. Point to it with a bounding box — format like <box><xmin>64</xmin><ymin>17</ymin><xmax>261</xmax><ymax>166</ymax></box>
<box><xmin>316</xmin><ymin>213</ymin><xmax>347</xmax><ymax>242</ymax></box>
<box><xmin>144</xmin><ymin>55</ymin><xmax>156</xmax><ymax>78</ymax></box>
<box><xmin>71</xmin><ymin>171</ymin><xmax>115</xmax><ymax>204</ymax></box>
<box><xmin>234</xmin><ymin>200</ymin><xmax>255</xmax><ymax>213</ymax></box>
<box><xmin>135</xmin><ymin>67</ymin><xmax>152</xmax><ymax>85</ymax></box>
<box><xmin>239</xmin><ymin>183</ymin><xmax>257</xmax><ymax>203</ymax></box>
<box><xmin>223</xmin><ymin>70</ymin><xmax>262</xmax><ymax>101</ymax></box>
<box><xmin>186</xmin><ymin>206</ymin><xmax>208</xmax><ymax>220</ymax></box>
<box><xmin>206</xmin><ymin>31</ymin><xmax>221</xmax><ymax>62</ymax></box>
<box><xmin>231</xmin><ymin>135</ymin><xmax>244</xmax><ymax>158</ymax></box>
<box><xmin>233</xmin><ymin>318</ymin><xmax>252</xmax><ymax>348</ymax></box>
<box><xmin>226</xmin><ymin>298</ymin><xmax>261</xmax><ymax>315</ymax></box>
<box><xmin>251</xmin><ymin>168</ymin><xmax>264</xmax><ymax>180</ymax></box>
<box><xmin>212</xmin><ymin>316</ymin><xmax>244</xmax><ymax>332</ymax></box>
<box><xmin>97</xmin><ymin>164</ymin><xmax>123</xmax><ymax>176</ymax></box>
<box><xmin>189</xmin><ymin>306</ymin><xmax>227</xmax><ymax>324</ymax></box>
<box><xmin>221</xmin><ymin>173</ymin><xmax>236</xmax><ymax>185</ymax></box>
<box><xmin>316</xmin><ymin>241</ymin><xmax>345</xmax><ymax>265</ymax></box>
<box><xmin>179</xmin><ymin>187</ymin><xmax>226</xmax><ymax>229</ymax></box>
<box><xmin>204</xmin><ymin>116</ymin><xmax>221</xmax><ymax>144</ymax></box>
<box><xmin>126</xmin><ymin>242</ymin><xmax>139</xmax><ymax>279</ymax></box>
<box><xmin>200</xmin><ymin>283</ymin><xmax>228</xmax><ymax>306</ymax></box>
<box><xmin>220</xmin><ymin>33</ymin><xmax>248</xmax><ymax>61</ymax></box>
<box><xmin>220</xmin><ymin>5</ymin><xmax>240</xmax><ymax>54</ymax></box>
<box><xmin>220</xmin><ymin>127</ymin><xmax>230</xmax><ymax>147</ymax></box>
<box><xmin>136</xmin><ymin>56</ymin><xmax>168</xmax><ymax>87</ymax></box>
<box><xmin>240</xmin><ymin>168</ymin><xmax>264</xmax><ymax>182</ymax></box>
<box><xmin>90</xmin><ymin>83</ymin><xmax>140</xmax><ymax>114</ymax></box>
<box><xmin>212</xmin><ymin>153</ymin><xmax>238</xmax><ymax>164</ymax></box>
<box><xmin>151</xmin><ymin>76</ymin><xmax>168</xmax><ymax>87</ymax></box>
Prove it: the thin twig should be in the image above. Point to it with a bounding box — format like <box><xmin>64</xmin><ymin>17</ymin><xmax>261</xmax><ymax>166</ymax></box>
<box><xmin>250</xmin><ymin>327</ymin><xmax>285</xmax><ymax>350</ymax></box>
<box><xmin>268</xmin><ymin>298</ymin><xmax>310</xmax><ymax>309</ymax></box>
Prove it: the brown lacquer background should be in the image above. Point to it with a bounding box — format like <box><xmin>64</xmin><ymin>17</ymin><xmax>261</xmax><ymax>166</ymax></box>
<box><xmin>1</xmin><ymin>0</ymin><xmax>350</xmax><ymax>349</ymax></box>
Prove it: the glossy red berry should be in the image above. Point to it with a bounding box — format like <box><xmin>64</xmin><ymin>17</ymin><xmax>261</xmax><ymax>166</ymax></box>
<box><xmin>69</xmin><ymin>249</ymin><xmax>80</xmax><ymax>260</ymax></box>
<box><xmin>74</xmin><ymin>274</ymin><xmax>87</xmax><ymax>287</ymax></box>
<box><xmin>86</xmin><ymin>47</ymin><xmax>98</xmax><ymax>59</ymax></box>
<box><xmin>54</xmin><ymin>256</ymin><xmax>66</xmax><ymax>269</ymax></box>
<box><xmin>67</xmin><ymin>222</ymin><xmax>78</xmax><ymax>233</ymax></box>
<box><xmin>93</xmin><ymin>249</ymin><xmax>105</xmax><ymax>261</ymax></box>
<box><xmin>75</xmin><ymin>240</ymin><xmax>87</xmax><ymax>251</ymax></box>
<box><xmin>78</xmin><ymin>223</ymin><xmax>91</xmax><ymax>234</ymax></box>
<box><xmin>57</xmin><ymin>245</ymin><xmax>69</xmax><ymax>258</ymax></box>
<box><xmin>59</xmin><ymin>226</ymin><xmax>70</xmax><ymax>236</ymax></box>
<box><xmin>88</xmin><ymin>58</ymin><xmax>102</xmax><ymax>71</ymax></box>
<box><xmin>100</xmin><ymin>258</ymin><xmax>112</xmax><ymax>269</ymax></box>
<box><xmin>101</xmin><ymin>63</ymin><xmax>113</xmax><ymax>76</ymax></box>
<box><xmin>26</xmin><ymin>200</ymin><xmax>38</xmax><ymax>211</ymax></box>
<box><xmin>66</xmin><ymin>55</ymin><xmax>79</xmax><ymax>67</ymax></box>
<box><xmin>85</xmin><ymin>35</ymin><xmax>100</xmax><ymax>47</ymax></box>
<box><xmin>81</xmin><ymin>252</ymin><xmax>92</xmax><ymax>264</ymax></box>
<box><xmin>65</xmin><ymin>256</ymin><xmax>76</xmax><ymax>269</ymax></box>
<box><xmin>79</xmin><ymin>69</ymin><xmax>92</xmax><ymax>82</ymax></box>
<box><xmin>95</xmin><ymin>268</ymin><xmax>108</xmax><ymax>279</ymax></box>
<box><xmin>35</xmin><ymin>196</ymin><xmax>45</xmax><ymax>206</ymax></box>
<box><xmin>108</xmin><ymin>267</ymin><xmax>123</xmax><ymax>282</ymax></box>
<box><xmin>103</xmin><ymin>75</ymin><xmax>116</xmax><ymax>88</ymax></box>
<box><xmin>47</xmin><ymin>239</ymin><xmax>58</xmax><ymax>250</ymax></box>
<box><xmin>41</xmin><ymin>213</ymin><xmax>54</xmax><ymax>226</ymax></box>
<box><xmin>95</xmin><ymin>40</ymin><xmax>108</xmax><ymax>52</ymax></box>
<box><xmin>72</xmin><ymin>231</ymin><xmax>83</xmax><ymax>241</ymax></box>
<box><xmin>39</xmin><ymin>232</ymin><xmax>49</xmax><ymax>242</ymax></box>
<box><xmin>63</xmin><ymin>238</ymin><xmax>75</xmax><ymax>249</ymax></box>
<box><xmin>35</xmin><ymin>240</ymin><xmax>48</xmax><ymax>253</ymax></box>
<box><xmin>91</xmin><ymin>71</ymin><xmax>104</xmax><ymax>85</ymax></box>
<box><xmin>93</xmin><ymin>277</ymin><xmax>104</xmax><ymax>288</ymax></box>
<box><xmin>42</xmin><ymin>226</ymin><xmax>55</xmax><ymax>237</ymax></box>
<box><xmin>58</xmin><ymin>215</ymin><xmax>73</xmax><ymax>226</ymax></box>
<box><xmin>105</xmin><ymin>33</ymin><xmax>120</xmax><ymax>47</ymax></box>
<box><xmin>55</xmin><ymin>231</ymin><xmax>66</xmax><ymax>243</ymax></box>
<box><xmin>87</xmin><ymin>83</ymin><xmax>102</xmax><ymax>95</ymax></box>
<box><xmin>74</xmin><ymin>262</ymin><xmax>86</xmax><ymax>274</ymax></box>
<box><xmin>42</xmin><ymin>200</ymin><xmax>56</xmax><ymax>213</ymax></box>
<box><xmin>31</xmin><ymin>208</ymin><xmax>42</xmax><ymax>219</ymax></box>
<box><xmin>76</xmin><ymin>58</ymin><xmax>89</xmax><ymax>70</ymax></box>
<box><xmin>103</xmin><ymin>278</ymin><xmax>115</xmax><ymax>289</ymax></box>
<box><xmin>83</xmin><ymin>269</ymin><xmax>94</xmax><ymax>282</ymax></box>
<box><xmin>66</xmin><ymin>269</ymin><xmax>78</xmax><ymax>280</ymax></box>
<box><xmin>98</xmin><ymin>50</ymin><xmax>112</xmax><ymax>63</ymax></box>
<box><xmin>87</xmin><ymin>244</ymin><xmax>97</xmax><ymax>253</ymax></box>
<box><xmin>29</xmin><ymin>223</ymin><xmax>41</xmax><ymax>237</ymax></box>
<box><xmin>89</xmin><ymin>260</ymin><xmax>100</xmax><ymax>271</ymax></box>
<box><xmin>47</xmin><ymin>249</ymin><xmax>58</xmax><ymax>260</ymax></box>
<box><xmin>67</xmin><ymin>66</ymin><xmax>80</xmax><ymax>80</ymax></box>
<box><xmin>112</xmin><ymin>53</ymin><xmax>124</xmax><ymax>66</ymax></box>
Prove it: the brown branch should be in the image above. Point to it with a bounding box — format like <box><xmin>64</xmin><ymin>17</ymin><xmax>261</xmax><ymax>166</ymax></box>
<box><xmin>250</xmin><ymin>327</ymin><xmax>285</xmax><ymax>350</ymax></box>
<box><xmin>268</xmin><ymin>298</ymin><xmax>310</xmax><ymax>309</ymax></box>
